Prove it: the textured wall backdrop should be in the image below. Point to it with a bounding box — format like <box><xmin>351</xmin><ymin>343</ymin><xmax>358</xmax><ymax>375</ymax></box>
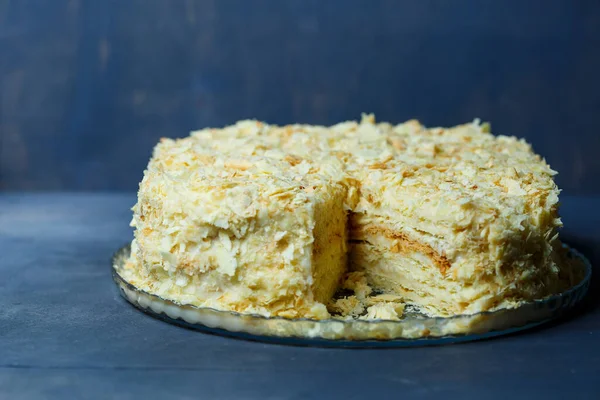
<box><xmin>1</xmin><ymin>0</ymin><xmax>599</xmax><ymax>193</ymax></box>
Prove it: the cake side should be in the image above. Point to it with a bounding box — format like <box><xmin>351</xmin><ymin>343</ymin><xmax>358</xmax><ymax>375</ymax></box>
<box><xmin>126</xmin><ymin>135</ymin><xmax>349</xmax><ymax>319</ymax></box>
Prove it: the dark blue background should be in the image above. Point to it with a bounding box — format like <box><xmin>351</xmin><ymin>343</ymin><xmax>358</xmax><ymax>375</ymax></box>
<box><xmin>1</xmin><ymin>0</ymin><xmax>599</xmax><ymax>193</ymax></box>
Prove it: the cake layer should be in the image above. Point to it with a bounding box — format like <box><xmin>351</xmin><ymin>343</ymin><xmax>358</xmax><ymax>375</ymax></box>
<box><xmin>349</xmin><ymin>222</ymin><xmax>574</xmax><ymax>316</ymax></box>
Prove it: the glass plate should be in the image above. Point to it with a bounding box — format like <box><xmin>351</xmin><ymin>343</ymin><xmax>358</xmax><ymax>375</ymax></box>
<box><xmin>112</xmin><ymin>244</ymin><xmax>591</xmax><ymax>348</ymax></box>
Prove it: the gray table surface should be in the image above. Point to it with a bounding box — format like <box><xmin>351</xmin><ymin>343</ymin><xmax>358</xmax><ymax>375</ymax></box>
<box><xmin>1</xmin><ymin>193</ymin><xmax>599</xmax><ymax>399</ymax></box>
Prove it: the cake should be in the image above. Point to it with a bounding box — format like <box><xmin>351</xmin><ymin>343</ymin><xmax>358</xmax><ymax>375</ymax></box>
<box><xmin>124</xmin><ymin>115</ymin><xmax>577</xmax><ymax>320</ymax></box>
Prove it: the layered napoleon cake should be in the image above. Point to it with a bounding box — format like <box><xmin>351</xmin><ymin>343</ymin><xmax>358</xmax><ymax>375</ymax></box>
<box><xmin>124</xmin><ymin>115</ymin><xmax>577</xmax><ymax>319</ymax></box>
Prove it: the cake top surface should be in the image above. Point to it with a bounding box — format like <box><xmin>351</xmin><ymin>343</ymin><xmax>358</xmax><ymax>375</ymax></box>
<box><xmin>186</xmin><ymin>114</ymin><xmax>558</xmax><ymax>201</ymax></box>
